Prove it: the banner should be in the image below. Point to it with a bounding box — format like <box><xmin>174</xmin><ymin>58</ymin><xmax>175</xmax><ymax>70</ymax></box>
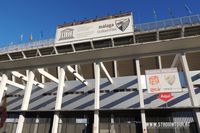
<box><xmin>145</xmin><ymin>68</ymin><xmax>182</xmax><ymax>93</ymax></box>
<box><xmin>55</xmin><ymin>14</ymin><xmax>134</xmax><ymax>44</ymax></box>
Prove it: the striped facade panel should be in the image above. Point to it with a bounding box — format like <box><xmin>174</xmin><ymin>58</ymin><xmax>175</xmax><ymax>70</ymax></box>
<box><xmin>28</xmin><ymin>82</ymin><xmax>57</xmax><ymax>110</ymax></box>
<box><xmin>195</xmin><ymin>88</ymin><xmax>200</xmax><ymax>106</ymax></box>
<box><xmin>5</xmin><ymin>71</ymin><xmax>200</xmax><ymax>111</ymax></box>
<box><xmin>7</xmin><ymin>86</ymin><xmax>24</xmax><ymax>111</ymax></box>
<box><xmin>143</xmin><ymin>89</ymin><xmax>192</xmax><ymax>108</ymax></box>
<box><xmin>100</xmin><ymin>91</ymin><xmax>140</xmax><ymax>109</ymax></box>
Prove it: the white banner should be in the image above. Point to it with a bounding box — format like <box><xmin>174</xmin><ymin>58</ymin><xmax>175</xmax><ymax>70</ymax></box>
<box><xmin>55</xmin><ymin>14</ymin><xmax>134</xmax><ymax>44</ymax></box>
<box><xmin>145</xmin><ymin>68</ymin><xmax>182</xmax><ymax>93</ymax></box>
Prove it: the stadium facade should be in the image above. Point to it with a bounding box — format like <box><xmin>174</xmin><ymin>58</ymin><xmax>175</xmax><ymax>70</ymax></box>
<box><xmin>0</xmin><ymin>12</ymin><xmax>200</xmax><ymax>133</ymax></box>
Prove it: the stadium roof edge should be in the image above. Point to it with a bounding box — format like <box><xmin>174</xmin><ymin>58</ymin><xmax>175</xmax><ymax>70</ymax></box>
<box><xmin>57</xmin><ymin>12</ymin><xmax>132</xmax><ymax>28</ymax></box>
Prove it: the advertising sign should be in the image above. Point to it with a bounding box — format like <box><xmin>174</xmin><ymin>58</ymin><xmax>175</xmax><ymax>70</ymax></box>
<box><xmin>158</xmin><ymin>93</ymin><xmax>173</xmax><ymax>101</ymax></box>
<box><xmin>145</xmin><ymin>68</ymin><xmax>182</xmax><ymax>93</ymax></box>
<box><xmin>55</xmin><ymin>14</ymin><xmax>134</xmax><ymax>44</ymax></box>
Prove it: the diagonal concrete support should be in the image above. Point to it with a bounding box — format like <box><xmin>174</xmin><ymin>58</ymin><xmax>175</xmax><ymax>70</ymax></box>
<box><xmin>100</xmin><ymin>62</ymin><xmax>113</xmax><ymax>84</ymax></box>
<box><xmin>171</xmin><ymin>54</ymin><xmax>180</xmax><ymax>68</ymax></box>
<box><xmin>5</xmin><ymin>79</ymin><xmax>25</xmax><ymax>90</ymax></box>
<box><xmin>66</xmin><ymin>65</ymin><xmax>88</xmax><ymax>85</ymax></box>
<box><xmin>180</xmin><ymin>54</ymin><xmax>200</xmax><ymax>133</ymax></box>
<box><xmin>11</xmin><ymin>71</ymin><xmax>44</xmax><ymax>88</ymax></box>
<box><xmin>38</xmin><ymin>68</ymin><xmax>59</xmax><ymax>83</ymax></box>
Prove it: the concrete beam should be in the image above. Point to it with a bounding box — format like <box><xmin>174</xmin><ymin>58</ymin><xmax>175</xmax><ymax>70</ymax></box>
<box><xmin>66</xmin><ymin>65</ymin><xmax>88</xmax><ymax>86</ymax></box>
<box><xmin>171</xmin><ymin>54</ymin><xmax>180</xmax><ymax>68</ymax></box>
<box><xmin>0</xmin><ymin>74</ymin><xmax>7</xmax><ymax>103</ymax></box>
<box><xmin>180</xmin><ymin>54</ymin><xmax>200</xmax><ymax>132</ymax></box>
<box><xmin>136</xmin><ymin>59</ymin><xmax>147</xmax><ymax>133</ymax></box>
<box><xmin>11</xmin><ymin>71</ymin><xmax>44</xmax><ymax>89</ymax></box>
<box><xmin>0</xmin><ymin>76</ymin><xmax>25</xmax><ymax>90</ymax></box>
<box><xmin>1</xmin><ymin>36</ymin><xmax>200</xmax><ymax>72</ymax></box>
<box><xmin>52</xmin><ymin>67</ymin><xmax>65</xmax><ymax>133</ymax></box>
<box><xmin>100</xmin><ymin>62</ymin><xmax>113</xmax><ymax>84</ymax></box>
<box><xmin>38</xmin><ymin>68</ymin><xmax>59</xmax><ymax>83</ymax></box>
<box><xmin>16</xmin><ymin>70</ymin><xmax>35</xmax><ymax>133</ymax></box>
<box><xmin>93</xmin><ymin>62</ymin><xmax>100</xmax><ymax>133</ymax></box>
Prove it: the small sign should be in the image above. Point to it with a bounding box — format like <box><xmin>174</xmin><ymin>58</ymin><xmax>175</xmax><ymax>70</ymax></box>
<box><xmin>76</xmin><ymin>118</ymin><xmax>87</xmax><ymax>124</ymax></box>
<box><xmin>146</xmin><ymin>68</ymin><xmax>182</xmax><ymax>93</ymax></box>
<box><xmin>159</xmin><ymin>93</ymin><xmax>173</xmax><ymax>101</ymax></box>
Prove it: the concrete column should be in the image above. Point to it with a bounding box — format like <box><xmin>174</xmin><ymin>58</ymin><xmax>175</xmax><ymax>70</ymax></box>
<box><xmin>157</xmin><ymin>56</ymin><xmax>162</xmax><ymax>69</ymax></box>
<box><xmin>11</xmin><ymin>75</ymin><xmax>16</xmax><ymax>82</ymax></box>
<box><xmin>113</xmin><ymin>60</ymin><xmax>118</xmax><ymax>77</ymax></box>
<box><xmin>33</xmin><ymin>117</ymin><xmax>39</xmax><ymax>133</ymax></box>
<box><xmin>180</xmin><ymin>54</ymin><xmax>200</xmax><ymax>132</ymax></box>
<box><xmin>0</xmin><ymin>74</ymin><xmax>8</xmax><ymax>103</ymax></box>
<box><xmin>75</xmin><ymin>65</ymin><xmax>78</xmax><ymax>80</ymax></box>
<box><xmin>41</xmin><ymin>75</ymin><xmax>45</xmax><ymax>83</ymax></box>
<box><xmin>156</xmin><ymin>31</ymin><xmax>159</xmax><ymax>41</ymax></box>
<box><xmin>93</xmin><ymin>62</ymin><xmax>100</xmax><ymax>133</ymax></box>
<box><xmin>16</xmin><ymin>70</ymin><xmax>35</xmax><ymax>133</ymax></box>
<box><xmin>136</xmin><ymin>59</ymin><xmax>147</xmax><ymax>133</ymax></box>
<box><xmin>52</xmin><ymin>67</ymin><xmax>65</xmax><ymax>133</ymax></box>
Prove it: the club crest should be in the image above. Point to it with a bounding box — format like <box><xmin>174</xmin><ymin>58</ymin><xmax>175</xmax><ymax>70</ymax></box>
<box><xmin>115</xmin><ymin>18</ymin><xmax>130</xmax><ymax>32</ymax></box>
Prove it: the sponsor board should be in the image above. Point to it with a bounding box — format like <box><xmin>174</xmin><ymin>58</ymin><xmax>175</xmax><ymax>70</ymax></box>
<box><xmin>147</xmin><ymin>122</ymin><xmax>191</xmax><ymax>128</ymax></box>
<box><xmin>145</xmin><ymin>68</ymin><xmax>182</xmax><ymax>93</ymax></box>
<box><xmin>55</xmin><ymin>14</ymin><xmax>134</xmax><ymax>44</ymax></box>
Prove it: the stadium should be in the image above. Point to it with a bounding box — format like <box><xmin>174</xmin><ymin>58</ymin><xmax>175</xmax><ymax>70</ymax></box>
<box><xmin>0</xmin><ymin>12</ymin><xmax>200</xmax><ymax>133</ymax></box>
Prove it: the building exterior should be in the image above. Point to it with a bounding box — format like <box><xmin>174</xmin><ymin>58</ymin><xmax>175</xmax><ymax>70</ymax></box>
<box><xmin>0</xmin><ymin>12</ymin><xmax>200</xmax><ymax>133</ymax></box>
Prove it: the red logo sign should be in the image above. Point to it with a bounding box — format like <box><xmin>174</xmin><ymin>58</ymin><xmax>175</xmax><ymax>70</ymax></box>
<box><xmin>158</xmin><ymin>93</ymin><xmax>173</xmax><ymax>102</ymax></box>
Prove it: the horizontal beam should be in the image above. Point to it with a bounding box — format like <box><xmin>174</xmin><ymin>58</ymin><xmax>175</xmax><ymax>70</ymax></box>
<box><xmin>66</xmin><ymin>65</ymin><xmax>88</xmax><ymax>86</ymax></box>
<box><xmin>0</xmin><ymin>36</ymin><xmax>200</xmax><ymax>71</ymax></box>
<box><xmin>38</xmin><ymin>68</ymin><xmax>59</xmax><ymax>83</ymax></box>
<box><xmin>11</xmin><ymin>71</ymin><xmax>44</xmax><ymax>88</ymax></box>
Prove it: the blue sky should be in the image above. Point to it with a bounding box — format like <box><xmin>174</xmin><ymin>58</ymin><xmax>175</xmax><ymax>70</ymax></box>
<box><xmin>0</xmin><ymin>0</ymin><xmax>200</xmax><ymax>46</ymax></box>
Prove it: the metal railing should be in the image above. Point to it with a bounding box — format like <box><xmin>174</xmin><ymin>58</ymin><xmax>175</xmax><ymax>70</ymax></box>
<box><xmin>0</xmin><ymin>39</ymin><xmax>54</xmax><ymax>54</ymax></box>
<box><xmin>135</xmin><ymin>14</ymin><xmax>200</xmax><ymax>32</ymax></box>
<box><xmin>1</xmin><ymin>14</ymin><xmax>200</xmax><ymax>54</ymax></box>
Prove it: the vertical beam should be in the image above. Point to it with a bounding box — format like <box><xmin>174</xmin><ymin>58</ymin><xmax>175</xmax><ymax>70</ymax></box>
<box><xmin>181</xmin><ymin>26</ymin><xmax>185</xmax><ymax>37</ymax></box>
<box><xmin>52</xmin><ymin>67</ymin><xmax>65</xmax><ymax>133</ymax></box>
<box><xmin>0</xmin><ymin>74</ymin><xmax>8</xmax><ymax>103</ymax></box>
<box><xmin>156</xmin><ymin>31</ymin><xmax>159</xmax><ymax>41</ymax></box>
<box><xmin>136</xmin><ymin>59</ymin><xmax>147</xmax><ymax>133</ymax></box>
<box><xmin>93</xmin><ymin>62</ymin><xmax>100</xmax><ymax>133</ymax></box>
<box><xmin>11</xmin><ymin>75</ymin><xmax>16</xmax><ymax>82</ymax></box>
<box><xmin>41</xmin><ymin>75</ymin><xmax>45</xmax><ymax>83</ymax></box>
<box><xmin>16</xmin><ymin>70</ymin><xmax>35</xmax><ymax>133</ymax></box>
<box><xmin>75</xmin><ymin>65</ymin><xmax>78</xmax><ymax>80</ymax></box>
<box><xmin>57</xmin><ymin>66</ymin><xmax>61</xmax><ymax>79</ymax></box>
<box><xmin>157</xmin><ymin>56</ymin><xmax>162</xmax><ymax>69</ymax></box>
<box><xmin>180</xmin><ymin>54</ymin><xmax>200</xmax><ymax>132</ymax></box>
<box><xmin>113</xmin><ymin>60</ymin><xmax>118</xmax><ymax>77</ymax></box>
<box><xmin>33</xmin><ymin>117</ymin><xmax>39</xmax><ymax>133</ymax></box>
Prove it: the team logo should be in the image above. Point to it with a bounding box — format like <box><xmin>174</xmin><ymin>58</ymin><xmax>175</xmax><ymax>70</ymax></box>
<box><xmin>164</xmin><ymin>75</ymin><xmax>175</xmax><ymax>85</ymax></box>
<box><xmin>59</xmin><ymin>28</ymin><xmax>74</xmax><ymax>40</ymax></box>
<box><xmin>115</xmin><ymin>18</ymin><xmax>130</xmax><ymax>32</ymax></box>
